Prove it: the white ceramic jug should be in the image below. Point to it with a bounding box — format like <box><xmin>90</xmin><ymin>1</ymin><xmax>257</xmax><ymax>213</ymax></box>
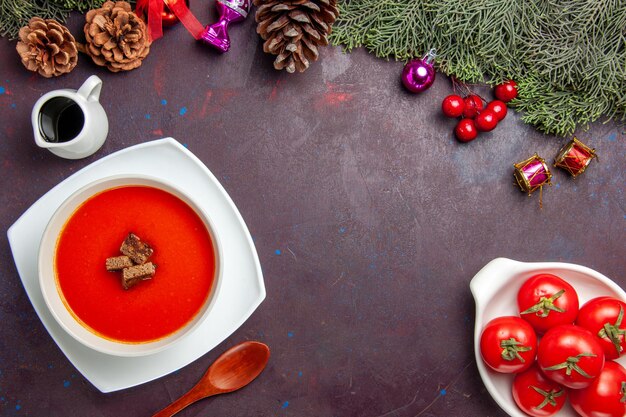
<box><xmin>32</xmin><ymin>75</ymin><xmax>108</xmax><ymax>159</ymax></box>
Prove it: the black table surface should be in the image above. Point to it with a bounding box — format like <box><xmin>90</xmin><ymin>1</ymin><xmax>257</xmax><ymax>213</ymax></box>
<box><xmin>0</xmin><ymin>8</ymin><xmax>624</xmax><ymax>417</ymax></box>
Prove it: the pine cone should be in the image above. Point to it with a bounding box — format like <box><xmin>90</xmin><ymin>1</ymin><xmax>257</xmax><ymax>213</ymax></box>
<box><xmin>15</xmin><ymin>18</ymin><xmax>78</xmax><ymax>78</ymax></box>
<box><xmin>254</xmin><ymin>0</ymin><xmax>338</xmax><ymax>73</ymax></box>
<box><xmin>80</xmin><ymin>1</ymin><xmax>151</xmax><ymax>72</ymax></box>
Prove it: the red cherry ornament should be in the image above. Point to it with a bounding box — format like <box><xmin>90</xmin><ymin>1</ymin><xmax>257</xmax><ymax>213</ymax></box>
<box><xmin>494</xmin><ymin>80</ymin><xmax>518</xmax><ymax>102</ymax></box>
<box><xmin>455</xmin><ymin>119</ymin><xmax>478</xmax><ymax>142</ymax></box>
<box><xmin>486</xmin><ymin>100</ymin><xmax>508</xmax><ymax>121</ymax></box>
<box><xmin>442</xmin><ymin>95</ymin><xmax>465</xmax><ymax>118</ymax></box>
<box><xmin>161</xmin><ymin>0</ymin><xmax>189</xmax><ymax>27</ymax></box>
<box><xmin>462</xmin><ymin>95</ymin><xmax>483</xmax><ymax>118</ymax></box>
<box><xmin>161</xmin><ymin>8</ymin><xmax>178</xmax><ymax>26</ymax></box>
<box><xmin>475</xmin><ymin>109</ymin><xmax>498</xmax><ymax>132</ymax></box>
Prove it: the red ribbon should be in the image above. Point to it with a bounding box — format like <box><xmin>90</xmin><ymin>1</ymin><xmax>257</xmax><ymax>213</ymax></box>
<box><xmin>165</xmin><ymin>0</ymin><xmax>205</xmax><ymax>39</ymax></box>
<box><xmin>136</xmin><ymin>0</ymin><xmax>204</xmax><ymax>41</ymax></box>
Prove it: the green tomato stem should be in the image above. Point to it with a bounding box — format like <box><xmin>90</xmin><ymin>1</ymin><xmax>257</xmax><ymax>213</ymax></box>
<box><xmin>597</xmin><ymin>305</ymin><xmax>626</xmax><ymax>356</ymax></box>
<box><xmin>531</xmin><ymin>385</ymin><xmax>564</xmax><ymax>410</ymax></box>
<box><xmin>500</xmin><ymin>337</ymin><xmax>532</xmax><ymax>362</ymax></box>
<box><xmin>521</xmin><ymin>289</ymin><xmax>566</xmax><ymax>318</ymax></box>
<box><xmin>543</xmin><ymin>353</ymin><xmax>597</xmax><ymax>378</ymax></box>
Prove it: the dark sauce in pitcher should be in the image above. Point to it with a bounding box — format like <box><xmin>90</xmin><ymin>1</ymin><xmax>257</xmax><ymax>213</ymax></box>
<box><xmin>38</xmin><ymin>97</ymin><xmax>85</xmax><ymax>143</ymax></box>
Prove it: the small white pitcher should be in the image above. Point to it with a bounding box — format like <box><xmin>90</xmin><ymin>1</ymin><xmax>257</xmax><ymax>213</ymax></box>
<box><xmin>32</xmin><ymin>75</ymin><xmax>108</xmax><ymax>159</ymax></box>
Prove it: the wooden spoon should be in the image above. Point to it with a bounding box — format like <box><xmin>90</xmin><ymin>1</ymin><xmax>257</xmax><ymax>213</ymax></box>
<box><xmin>152</xmin><ymin>341</ymin><xmax>270</xmax><ymax>417</ymax></box>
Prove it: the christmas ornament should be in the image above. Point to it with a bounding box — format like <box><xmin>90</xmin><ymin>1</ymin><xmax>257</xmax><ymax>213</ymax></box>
<box><xmin>455</xmin><ymin>119</ymin><xmax>477</xmax><ymax>142</ymax></box>
<box><xmin>554</xmin><ymin>137</ymin><xmax>597</xmax><ymax>178</ymax></box>
<box><xmin>494</xmin><ymin>80</ymin><xmax>518</xmax><ymax>102</ymax></box>
<box><xmin>135</xmin><ymin>0</ymin><xmax>190</xmax><ymax>42</ymax></box>
<box><xmin>441</xmin><ymin>95</ymin><xmax>465</xmax><ymax>118</ymax></box>
<box><xmin>162</xmin><ymin>0</ymin><xmax>205</xmax><ymax>40</ymax></box>
<box><xmin>135</xmin><ymin>0</ymin><xmax>164</xmax><ymax>40</ymax></box>
<box><xmin>331</xmin><ymin>1</ymin><xmax>626</xmax><ymax>136</ymax></box>
<box><xmin>161</xmin><ymin>0</ymin><xmax>186</xmax><ymax>26</ymax></box>
<box><xmin>443</xmin><ymin>87</ymin><xmax>508</xmax><ymax>142</ymax></box>
<box><xmin>462</xmin><ymin>95</ymin><xmax>483</xmax><ymax>118</ymax></box>
<box><xmin>200</xmin><ymin>0</ymin><xmax>251</xmax><ymax>52</ymax></box>
<box><xmin>514</xmin><ymin>154</ymin><xmax>552</xmax><ymax>196</ymax></box>
<box><xmin>402</xmin><ymin>49</ymin><xmax>436</xmax><ymax>93</ymax></box>
<box><xmin>79</xmin><ymin>1</ymin><xmax>151</xmax><ymax>72</ymax></box>
<box><xmin>15</xmin><ymin>17</ymin><xmax>78</xmax><ymax>78</ymax></box>
<box><xmin>136</xmin><ymin>0</ymin><xmax>251</xmax><ymax>51</ymax></box>
<box><xmin>475</xmin><ymin>109</ymin><xmax>497</xmax><ymax>132</ymax></box>
<box><xmin>254</xmin><ymin>0</ymin><xmax>339</xmax><ymax>73</ymax></box>
<box><xmin>486</xmin><ymin>100</ymin><xmax>507</xmax><ymax>121</ymax></box>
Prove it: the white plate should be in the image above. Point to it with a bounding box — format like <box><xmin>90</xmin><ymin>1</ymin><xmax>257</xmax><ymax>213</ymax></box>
<box><xmin>7</xmin><ymin>138</ymin><xmax>265</xmax><ymax>393</ymax></box>
<box><xmin>470</xmin><ymin>258</ymin><xmax>626</xmax><ymax>417</ymax></box>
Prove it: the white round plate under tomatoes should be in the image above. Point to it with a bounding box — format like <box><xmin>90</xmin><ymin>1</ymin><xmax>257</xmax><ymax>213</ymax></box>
<box><xmin>471</xmin><ymin>258</ymin><xmax>626</xmax><ymax>417</ymax></box>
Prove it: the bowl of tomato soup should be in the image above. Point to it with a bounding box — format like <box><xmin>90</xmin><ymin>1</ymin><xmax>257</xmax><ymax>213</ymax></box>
<box><xmin>38</xmin><ymin>175</ymin><xmax>222</xmax><ymax>356</ymax></box>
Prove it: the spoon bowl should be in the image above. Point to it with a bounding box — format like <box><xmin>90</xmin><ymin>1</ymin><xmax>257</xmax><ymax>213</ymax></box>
<box><xmin>153</xmin><ymin>341</ymin><xmax>270</xmax><ymax>417</ymax></box>
<box><xmin>208</xmin><ymin>341</ymin><xmax>270</xmax><ymax>391</ymax></box>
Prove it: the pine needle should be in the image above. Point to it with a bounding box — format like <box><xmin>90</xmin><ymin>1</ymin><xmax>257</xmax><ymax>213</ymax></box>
<box><xmin>330</xmin><ymin>0</ymin><xmax>626</xmax><ymax>136</ymax></box>
<box><xmin>0</xmin><ymin>0</ymin><xmax>108</xmax><ymax>39</ymax></box>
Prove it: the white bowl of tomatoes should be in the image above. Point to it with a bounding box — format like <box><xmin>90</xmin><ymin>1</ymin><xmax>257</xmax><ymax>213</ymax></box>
<box><xmin>471</xmin><ymin>258</ymin><xmax>626</xmax><ymax>417</ymax></box>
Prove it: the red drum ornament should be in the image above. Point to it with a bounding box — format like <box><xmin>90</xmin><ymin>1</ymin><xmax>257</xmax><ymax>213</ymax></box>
<box><xmin>514</xmin><ymin>154</ymin><xmax>552</xmax><ymax>207</ymax></box>
<box><xmin>554</xmin><ymin>137</ymin><xmax>597</xmax><ymax>178</ymax></box>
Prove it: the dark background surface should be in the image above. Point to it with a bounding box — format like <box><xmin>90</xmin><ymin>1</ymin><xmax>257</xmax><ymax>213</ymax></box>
<box><xmin>0</xmin><ymin>5</ymin><xmax>624</xmax><ymax>417</ymax></box>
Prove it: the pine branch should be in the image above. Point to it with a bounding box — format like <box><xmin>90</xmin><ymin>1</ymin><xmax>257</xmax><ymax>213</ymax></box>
<box><xmin>0</xmin><ymin>0</ymin><xmax>109</xmax><ymax>39</ymax></box>
<box><xmin>330</xmin><ymin>0</ymin><xmax>626</xmax><ymax>136</ymax></box>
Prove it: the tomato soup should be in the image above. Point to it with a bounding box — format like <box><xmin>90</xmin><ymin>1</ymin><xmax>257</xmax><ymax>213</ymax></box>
<box><xmin>54</xmin><ymin>186</ymin><xmax>216</xmax><ymax>343</ymax></box>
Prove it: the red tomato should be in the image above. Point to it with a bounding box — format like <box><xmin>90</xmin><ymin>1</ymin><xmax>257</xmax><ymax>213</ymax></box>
<box><xmin>518</xmin><ymin>273</ymin><xmax>579</xmax><ymax>334</ymax></box>
<box><xmin>486</xmin><ymin>100</ymin><xmax>508</xmax><ymax>121</ymax></box>
<box><xmin>512</xmin><ymin>364</ymin><xmax>567</xmax><ymax>417</ymax></box>
<box><xmin>474</xmin><ymin>109</ymin><xmax>498</xmax><ymax>132</ymax></box>
<box><xmin>577</xmin><ymin>297</ymin><xmax>626</xmax><ymax>360</ymax></box>
<box><xmin>441</xmin><ymin>95</ymin><xmax>465</xmax><ymax>118</ymax></box>
<box><xmin>538</xmin><ymin>324</ymin><xmax>605</xmax><ymax>389</ymax></box>
<box><xmin>569</xmin><ymin>361</ymin><xmax>626</xmax><ymax>417</ymax></box>
<box><xmin>480</xmin><ymin>316</ymin><xmax>537</xmax><ymax>373</ymax></box>
<box><xmin>462</xmin><ymin>95</ymin><xmax>483</xmax><ymax>118</ymax></box>
<box><xmin>494</xmin><ymin>80</ymin><xmax>518</xmax><ymax>102</ymax></box>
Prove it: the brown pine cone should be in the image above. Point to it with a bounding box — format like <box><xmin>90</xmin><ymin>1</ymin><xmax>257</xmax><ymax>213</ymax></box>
<box><xmin>80</xmin><ymin>1</ymin><xmax>151</xmax><ymax>72</ymax></box>
<box><xmin>15</xmin><ymin>18</ymin><xmax>78</xmax><ymax>78</ymax></box>
<box><xmin>254</xmin><ymin>0</ymin><xmax>339</xmax><ymax>73</ymax></box>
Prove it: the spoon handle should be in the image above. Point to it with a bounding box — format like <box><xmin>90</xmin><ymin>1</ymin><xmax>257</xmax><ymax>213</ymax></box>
<box><xmin>151</xmin><ymin>387</ymin><xmax>215</xmax><ymax>417</ymax></box>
